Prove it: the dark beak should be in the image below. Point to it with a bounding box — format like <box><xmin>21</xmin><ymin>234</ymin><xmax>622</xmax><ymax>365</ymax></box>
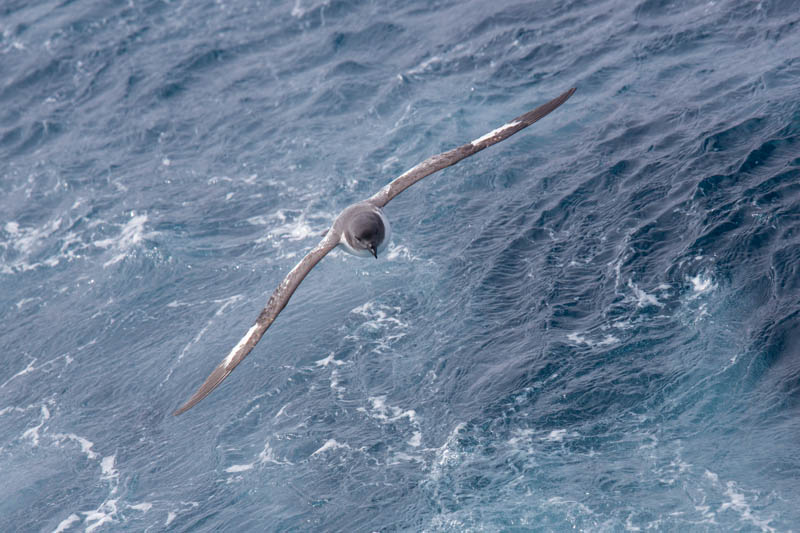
<box><xmin>369</xmin><ymin>245</ymin><xmax>377</xmax><ymax>259</ymax></box>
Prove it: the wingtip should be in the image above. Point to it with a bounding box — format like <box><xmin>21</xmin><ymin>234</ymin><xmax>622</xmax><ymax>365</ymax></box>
<box><xmin>172</xmin><ymin>397</ymin><xmax>199</xmax><ymax>416</ymax></box>
<box><xmin>560</xmin><ymin>87</ymin><xmax>577</xmax><ymax>101</ymax></box>
<box><xmin>172</xmin><ymin>364</ymin><xmax>232</xmax><ymax>416</ymax></box>
<box><xmin>172</xmin><ymin>402</ymin><xmax>192</xmax><ymax>416</ymax></box>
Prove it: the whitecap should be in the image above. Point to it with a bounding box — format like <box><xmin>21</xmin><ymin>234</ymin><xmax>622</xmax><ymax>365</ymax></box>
<box><xmin>566</xmin><ymin>332</ymin><xmax>619</xmax><ymax>347</ymax></box>
<box><xmin>1</xmin><ymin>217</ymin><xmax>64</xmax><ymax>273</ymax></box>
<box><xmin>291</xmin><ymin>0</ymin><xmax>330</xmax><ymax>18</ymax></box>
<box><xmin>52</xmin><ymin>513</ymin><xmax>80</xmax><ymax>533</ymax></box>
<box><xmin>226</xmin><ymin>440</ymin><xmax>289</xmax><ymax>473</ymax></box>
<box><xmin>22</xmin><ymin>404</ymin><xmax>50</xmax><ymax>446</ymax></box>
<box><xmin>407</xmin><ymin>55</ymin><xmax>442</xmax><ymax>76</ymax></box>
<box><xmin>162</xmin><ymin>294</ymin><xmax>243</xmax><ymax>385</ymax></box>
<box><xmin>541</xmin><ymin>429</ymin><xmax>569</xmax><ymax>442</ymax></box>
<box><xmin>430</xmin><ymin>422</ymin><xmax>466</xmax><ymax>480</ymax></box>
<box><xmin>329</xmin><ymin>369</ymin><xmax>345</xmax><ymax>397</ymax></box>
<box><xmin>311</xmin><ymin>439</ymin><xmax>350</xmax><ymax>456</ymax></box>
<box><xmin>93</xmin><ymin>213</ymin><xmax>155</xmax><ymax>268</ymax></box>
<box><xmin>225</xmin><ymin>463</ymin><xmax>254</xmax><ymax>473</ymax></box>
<box><xmin>100</xmin><ymin>455</ymin><xmax>118</xmax><ymax>485</ymax></box>
<box><xmin>627</xmin><ymin>280</ymin><xmax>664</xmax><ymax>308</ymax></box>
<box><xmin>315</xmin><ymin>352</ymin><xmax>344</xmax><ymax>367</ymax></box>
<box><xmin>386</xmin><ymin>243</ymin><xmax>417</xmax><ymax>262</ymax></box>
<box><xmin>83</xmin><ymin>499</ymin><xmax>118</xmax><ymax>533</ymax></box>
<box><xmin>720</xmin><ymin>481</ymin><xmax>775</xmax><ymax>532</ymax></box>
<box><xmin>52</xmin><ymin>433</ymin><xmax>98</xmax><ymax>460</ymax></box>
<box><xmin>358</xmin><ymin>395</ymin><xmax>417</xmax><ymax>423</ymax></box>
<box><xmin>351</xmin><ymin>301</ymin><xmax>407</xmax><ymax>330</ymax></box>
<box><xmin>689</xmin><ymin>272</ymin><xmax>716</xmax><ymax>295</ymax></box>
<box><xmin>129</xmin><ymin>502</ymin><xmax>152</xmax><ymax>512</ymax></box>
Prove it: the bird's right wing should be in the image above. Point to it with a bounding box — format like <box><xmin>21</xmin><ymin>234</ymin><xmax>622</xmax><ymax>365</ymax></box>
<box><xmin>368</xmin><ymin>87</ymin><xmax>575</xmax><ymax>208</ymax></box>
<box><xmin>173</xmin><ymin>230</ymin><xmax>341</xmax><ymax>415</ymax></box>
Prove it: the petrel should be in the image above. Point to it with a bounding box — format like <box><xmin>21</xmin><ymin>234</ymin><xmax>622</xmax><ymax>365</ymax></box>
<box><xmin>173</xmin><ymin>87</ymin><xmax>576</xmax><ymax>415</ymax></box>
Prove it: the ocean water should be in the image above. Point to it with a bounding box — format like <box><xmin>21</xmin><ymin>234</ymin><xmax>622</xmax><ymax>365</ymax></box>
<box><xmin>1</xmin><ymin>0</ymin><xmax>799</xmax><ymax>530</ymax></box>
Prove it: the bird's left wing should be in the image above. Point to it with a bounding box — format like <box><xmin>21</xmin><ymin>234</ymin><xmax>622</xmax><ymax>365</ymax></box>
<box><xmin>173</xmin><ymin>230</ymin><xmax>341</xmax><ymax>415</ymax></box>
<box><xmin>368</xmin><ymin>87</ymin><xmax>575</xmax><ymax>208</ymax></box>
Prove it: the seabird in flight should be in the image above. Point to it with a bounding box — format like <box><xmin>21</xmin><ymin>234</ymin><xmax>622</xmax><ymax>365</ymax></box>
<box><xmin>173</xmin><ymin>87</ymin><xmax>576</xmax><ymax>415</ymax></box>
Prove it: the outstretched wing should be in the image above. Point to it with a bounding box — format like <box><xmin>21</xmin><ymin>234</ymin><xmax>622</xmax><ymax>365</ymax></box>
<box><xmin>368</xmin><ymin>87</ymin><xmax>576</xmax><ymax>208</ymax></box>
<box><xmin>173</xmin><ymin>230</ymin><xmax>341</xmax><ymax>415</ymax></box>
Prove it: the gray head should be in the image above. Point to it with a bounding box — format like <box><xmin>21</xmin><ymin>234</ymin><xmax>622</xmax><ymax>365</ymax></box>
<box><xmin>345</xmin><ymin>211</ymin><xmax>386</xmax><ymax>258</ymax></box>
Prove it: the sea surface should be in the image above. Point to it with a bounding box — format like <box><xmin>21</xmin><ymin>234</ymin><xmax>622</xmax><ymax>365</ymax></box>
<box><xmin>1</xmin><ymin>0</ymin><xmax>799</xmax><ymax>531</ymax></box>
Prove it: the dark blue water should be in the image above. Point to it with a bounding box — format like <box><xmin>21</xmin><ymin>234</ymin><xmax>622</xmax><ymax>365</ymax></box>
<box><xmin>2</xmin><ymin>0</ymin><xmax>799</xmax><ymax>530</ymax></box>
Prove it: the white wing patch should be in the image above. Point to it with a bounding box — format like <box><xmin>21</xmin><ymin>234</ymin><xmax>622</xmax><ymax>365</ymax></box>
<box><xmin>471</xmin><ymin>120</ymin><xmax>521</xmax><ymax>146</ymax></box>
<box><xmin>224</xmin><ymin>323</ymin><xmax>260</xmax><ymax>367</ymax></box>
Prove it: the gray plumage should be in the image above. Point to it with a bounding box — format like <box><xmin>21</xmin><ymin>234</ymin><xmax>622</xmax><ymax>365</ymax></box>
<box><xmin>339</xmin><ymin>202</ymin><xmax>390</xmax><ymax>258</ymax></box>
<box><xmin>173</xmin><ymin>87</ymin><xmax>575</xmax><ymax>415</ymax></box>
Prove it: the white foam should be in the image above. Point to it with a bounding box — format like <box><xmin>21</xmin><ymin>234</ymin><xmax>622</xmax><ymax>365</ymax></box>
<box><xmin>52</xmin><ymin>514</ymin><xmax>80</xmax><ymax>533</ymax></box>
<box><xmin>129</xmin><ymin>502</ymin><xmax>152</xmax><ymax>512</ymax></box>
<box><xmin>408</xmin><ymin>431</ymin><xmax>422</xmax><ymax>447</ymax></box>
<box><xmin>100</xmin><ymin>455</ymin><xmax>118</xmax><ymax>485</ymax></box>
<box><xmin>3</xmin><ymin>358</ymin><xmax>37</xmax><ymax>387</ymax></box>
<box><xmin>507</xmin><ymin>428</ymin><xmax>535</xmax><ymax>448</ymax></box>
<box><xmin>544</xmin><ymin>496</ymin><xmax>594</xmax><ymax>517</ymax></box>
<box><xmin>720</xmin><ymin>481</ymin><xmax>775</xmax><ymax>532</ymax></box>
<box><xmin>93</xmin><ymin>213</ymin><xmax>155</xmax><ymax>267</ymax></box>
<box><xmin>15</xmin><ymin>297</ymin><xmax>38</xmax><ymax>309</ymax></box>
<box><xmin>701</xmin><ymin>470</ymin><xmax>775</xmax><ymax>532</ymax></box>
<box><xmin>2</xmin><ymin>353</ymin><xmax>75</xmax><ymax>389</ymax></box>
<box><xmin>83</xmin><ymin>499</ymin><xmax>118</xmax><ymax>533</ymax></box>
<box><xmin>311</xmin><ymin>439</ymin><xmax>350</xmax><ymax>456</ymax></box>
<box><xmin>689</xmin><ymin>273</ymin><xmax>716</xmax><ymax>295</ymax></box>
<box><xmin>315</xmin><ymin>352</ymin><xmax>344</xmax><ymax>367</ymax></box>
<box><xmin>380</xmin><ymin>155</ymin><xmax>399</xmax><ymax>173</ymax></box>
<box><xmin>541</xmin><ymin>429</ymin><xmax>569</xmax><ymax>442</ymax></box>
<box><xmin>225</xmin><ymin>463</ymin><xmax>254</xmax><ymax>473</ymax></box>
<box><xmin>349</xmin><ymin>301</ymin><xmax>411</xmax><ymax>352</ymax></box>
<box><xmin>257</xmin><ymin>441</ymin><xmax>285</xmax><ymax>465</ymax></box>
<box><xmin>250</xmin><ymin>208</ymin><xmax>334</xmax><ymax>255</ymax></box>
<box><xmin>627</xmin><ymin>280</ymin><xmax>664</xmax><ymax>308</ymax></box>
<box><xmin>351</xmin><ymin>302</ymin><xmax>407</xmax><ymax>330</ymax></box>
<box><xmin>226</xmin><ymin>440</ymin><xmax>289</xmax><ymax>473</ymax></box>
<box><xmin>22</xmin><ymin>404</ymin><xmax>50</xmax><ymax>446</ymax></box>
<box><xmin>430</xmin><ymin>422</ymin><xmax>466</xmax><ymax>480</ymax></box>
<box><xmin>389</xmin><ymin>452</ymin><xmax>424</xmax><ymax>464</ymax></box>
<box><xmin>291</xmin><ymin>0</ymin><xmax>330</xmax><ymax>18</ymax></box>
<box><xmin>385</xmin><ymin>243</ymin><xmax>417</xmax><ymax>262</ymax></box>
<box><xmin>166</xmin><ymin>512</ymin><xmax>177</xmax><ymax>526</ymax></box>
<box><xmin>329</xmin><ymin>369</ymin><xmax>345</xmax><ymax>397</ymax></box>
<box><xmin>52</xmin><ymin>433</ymin><xmax>98</xmax><ymax>460</ymax></box>
<box><xmin>358</xmin><ymin>395</ymin><xmax>417</xmax><ymax>423</ymax></box>
<box><xmin>0</xmin><ymin>405</ymin><xmax>27</xmax><ymax>416</ymax></box>
<box><xmin>407</xmin><ymin>55</ymin><xmax>442</xmax><ymax>75</ymax></box>
<box><xmin>1</xmin><ymin>217</ymin><xmax>64</xmax><ymax>273</ymax></box>
<box><xmin>251</xmin><ymin>209</ymin><xmax>315</xmax><ymax>241</ymax></box>
<box><xmin>567</xmin><ymin>332</ymin><xmax>619</xmax><ymax>347</ymax></box>
<box><xmin>163</xmin><ymin>295</ymin><xmax>243</xmax><ymax>384</ymax></box>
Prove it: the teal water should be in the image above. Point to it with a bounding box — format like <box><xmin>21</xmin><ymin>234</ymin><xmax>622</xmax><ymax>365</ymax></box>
<box><xmin>1</xmin><ymin>0</ymin><xmax>799</xmax><ymax>531</ymax></box>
